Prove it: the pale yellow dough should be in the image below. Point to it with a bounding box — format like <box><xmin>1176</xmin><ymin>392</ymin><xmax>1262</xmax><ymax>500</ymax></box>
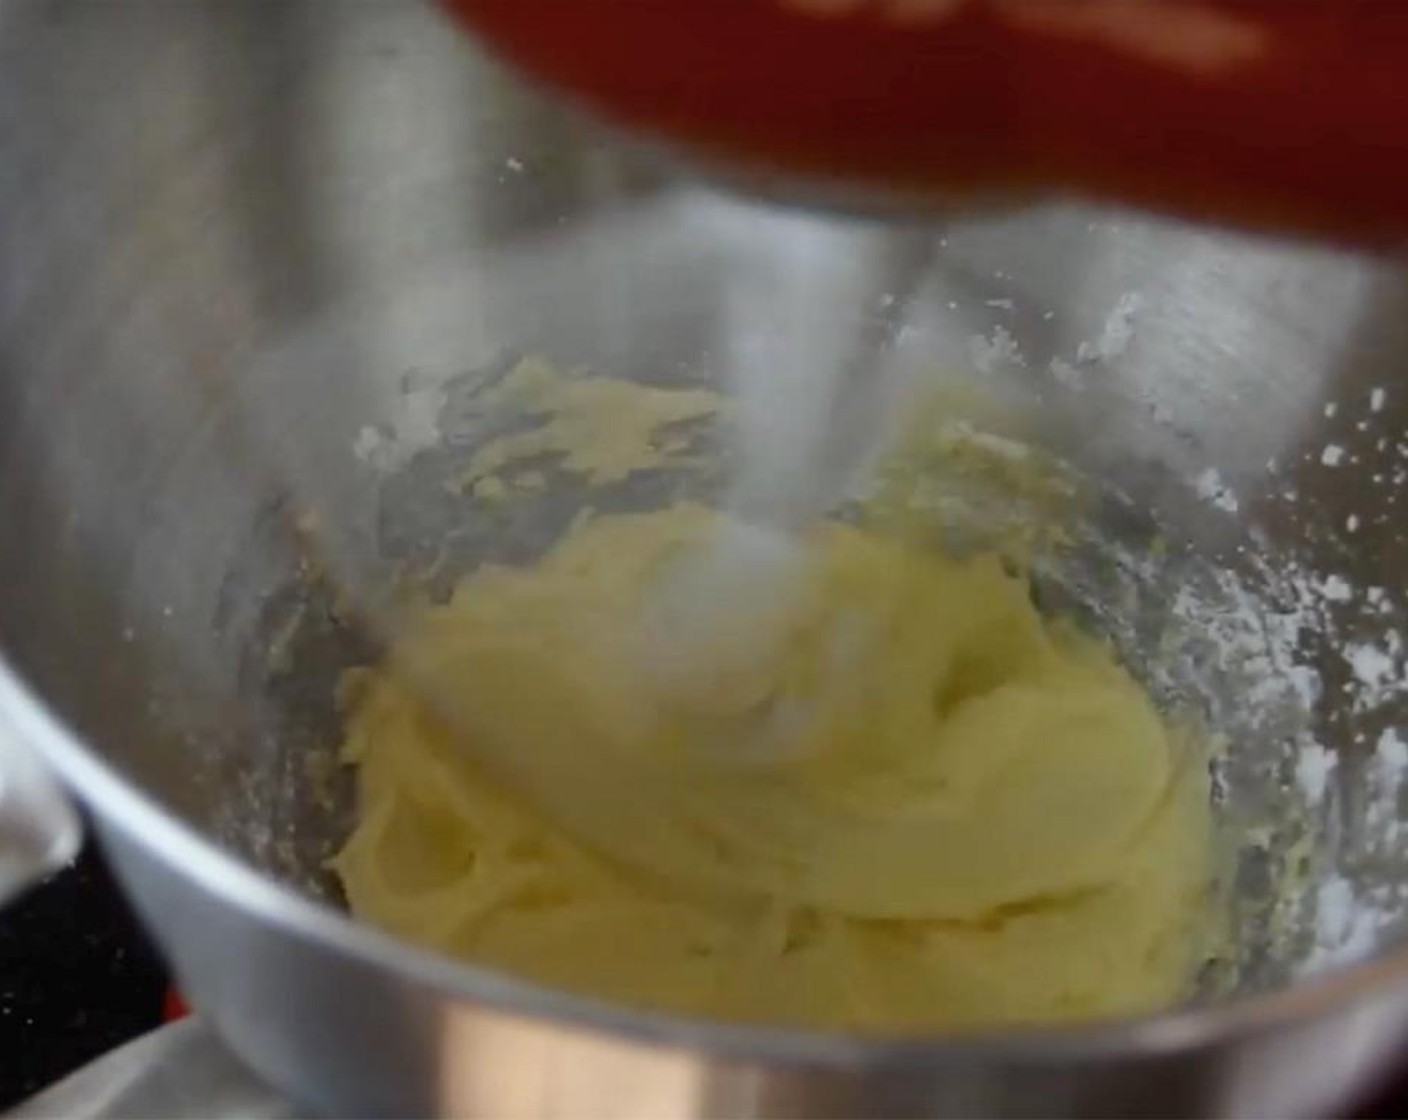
<box><xmin>334</xmin><ymin>502</ymin><xmax>1212</xmax><ymax>1030</ymax></box>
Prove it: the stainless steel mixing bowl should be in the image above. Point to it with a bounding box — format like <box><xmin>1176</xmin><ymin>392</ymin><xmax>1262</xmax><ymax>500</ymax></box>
<box><xmin>6</xmin><ymin>1</ymin><xmax>1408</xmax><ymax>1115</ymax></box>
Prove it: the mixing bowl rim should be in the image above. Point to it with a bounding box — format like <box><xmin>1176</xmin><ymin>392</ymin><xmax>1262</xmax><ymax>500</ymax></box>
<box><xmin>4</xmin><ymin>652</ymin><xmax>1402</xmax><ymax>1067</ymax></box>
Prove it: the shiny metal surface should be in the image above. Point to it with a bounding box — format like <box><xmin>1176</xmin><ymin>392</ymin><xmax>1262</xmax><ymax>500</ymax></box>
<box><xmin>5</xmin><ymin>1</ymin><xmax>1408</xmax><ymax>1115</ymax></box>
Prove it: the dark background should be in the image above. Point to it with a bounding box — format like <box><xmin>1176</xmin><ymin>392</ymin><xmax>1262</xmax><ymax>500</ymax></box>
<box><xmin>2</xmin><ymin>838</ymin><xmax>1407</xmax><ymax>1116</ymax></box>
<box><xmin>0</xmin><ymin>838</ymin><xmax>167</xmax><ymax>1111</ymax></box>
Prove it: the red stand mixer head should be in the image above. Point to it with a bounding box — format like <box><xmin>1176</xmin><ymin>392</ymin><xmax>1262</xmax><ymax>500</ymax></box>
<box><xmin>442</xmin><ymin>0</ymin><xmax>1408</xmax><ymax>245</ymax></box>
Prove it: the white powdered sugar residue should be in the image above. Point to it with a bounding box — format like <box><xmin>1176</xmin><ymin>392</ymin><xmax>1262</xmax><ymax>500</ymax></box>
<box><xmin>1296</xmin><ymin>743</ymin><xmax>1338</xmax><ymax>805</ymax></box>
<box><xmin>1045</xmin><ymin>292</ymin><xmax>1143</xmax><ymax>389</ymax></box>
<box><xmin>1164</xmin><ymin>549</ymin><xmax>1382</xmax><ymax>980</ymax></box>
<box><xmin>1075</xmin><ymin>292</ymin><xmax>1143</xmax><ymax>363</ymax></box>
<box><xmin>1377</xmin><ymin>728</ymin><xmax>1408</xmax><ymax>788</ymax></box>
<box><xmin>1309</xmin><ymin>874</ymin><xmax>1388</xmax><ymax>970</ymax></box>
<box><xmin>1285</xmin><ymin>664</ymin><xmax>1323</xmax><ymax>711</ymax></box>
<box><xmin>1291</xmin><ymin>577</ymin><xmax>1408</xmax><ymax>975</ymax></box>
<box><xmin>1194</xmin><ymin>467</ymin><xmax>1239</xmax><ymax>514</ymax></box>
<box><xmin>1365</xmin><ymin>728</ymin><xmax>1408</xmax><ymax>849</ymax></box>
<box><xmin>1048</xmin><ymin>358</ymin><xmax>1083</xmax><ymax>391</ymax></box>
<box><xmin>352</xmin><ymin>381</ymin><xmax>447</xmax><ymax>473</ymax></box>
<box><xmin>1343</xmin><ymin>632</ymin><xmax>1405</xmax><ymax>711</ymax></box>
<box><xmin>1304</xmin><ymin>714</ymin><xmax>1407</xmax><ymax>979</ymax></box>
<box><xmin>351</xmin><ymin>427</ymin><xmax>386</xmax><ymax>464</ymax></box>
<box><xmin>969</xmin><ymin>325</ymin><xmax>1025</xmax><ymax>373</ymax></box>
<box><xmin>1319</xmin><ymin>574</ymin><xmax>1354</xmax><ymax>603</ymax></box>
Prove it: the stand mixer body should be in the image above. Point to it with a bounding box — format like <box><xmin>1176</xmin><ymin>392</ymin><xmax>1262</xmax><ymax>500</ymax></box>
<box><xmin>6</xmin><ymin>2</ymin><xmax>1408</xmax><ymax>1117</ymax></box>
<box><xmin>444</xmin><ymin>0</ymin><xmax>1408</xmax><ymax>244</ymax></box>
